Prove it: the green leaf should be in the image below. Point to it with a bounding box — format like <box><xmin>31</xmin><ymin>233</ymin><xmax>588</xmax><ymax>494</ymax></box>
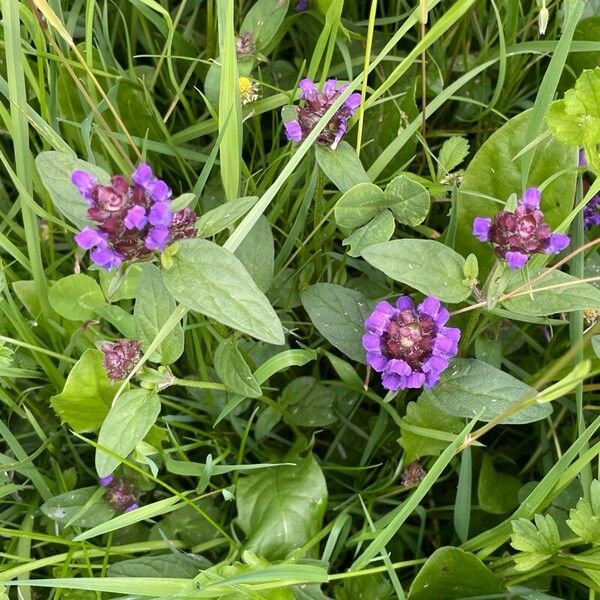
<box><xmin>502</xmin><ymin>269</ymin><xmax>600</xmax><ymax>316</ymax></box>
<box><xmin>456</xmin><ymin>111</ymin><xmax>576</xmax><ymax>275</ymax></box>
<box><xmin>407</xmin><ymin>547</ymin><xmax>504</xmax><ymax>600</ymax></box>
<box><xmin>40</xmin><ymin>486</ymin><xmax>115</xmax><ymax>528</ymax></box>
<box><xmin>361</xmin><ymin>240</ymin><xmax>471</xmax><ymax>303</ymax></box>
<box><xmin>162</xmin><ymin>239</ymin><xmax>284</xmax><ymax>345</ymax></box>
<box><xmin>236</xmin><ymin>454</ymin><xmax>328</xmax><ymax>560</ymax></box>
<box><xmin>239</xmin><ymin>0</ymin><xmax>290</xmax><ymax>51</ymax></box>
<box><xmin>50</xmin><ymin>349</ymin><xmax>119</xmax><ymax>433</ymax></box>
<box><xmin>197</xmin><ymin>196</ymin><xmax>259</xmax><ymax>237</ymax></box>
<box><xmin>95</xmin><ymin>388</ymin><xmax>161</xmax><ymax>478</ymax></box>
<box><xmin>511</xmin><ymin>514</ymin><xmax>560</xmax><ymax>571</ymax></box>
<box><xmin>214</xmin><ymin>336</ymin><xmax>262</xmax><ymax>398</ymax></box>
<box><xmin>301</xmin><ymin>283</ymin><xmax>371</xmax><ymax>363</ymax></box>
<box><xmin>334</xmin><ymin>574</ymin><xmax>393</xmax><ymax>600</ymax></box>
<box><xmin>334</xmin><ymin>183</ymin><xmax>387</xmax><ymax>230</ymax></box>
<box><xmin>107</xmin><ymin>554</ymin><xmax>208</xmax><ymax>578</ymax></box>
<box><xmin>315</xmin><ymin>141</ymin><xmax>370</xmax><ymax>192</ymax></box>
<box><xmin>567</xmin><ymin>479</ymin><xmax>600</xmax><ymax>544</ymax></box>
<box><xmin>134</xmin><ymin>264</ymin><xmax>184</xmax><ymax>365</ymax></box>
<box><xmin>593</xmin><ymin>336</ymin><xmax>600</xmax><ymax>359</ymax></box>
<box><xmin>234</xmin><ymin>216</ymin><xmax>274</xmax><ymax>293</ymax></box>
<box><xmin>427</xmin><ymin>358</ymin><xmax>551</xmax><ymax>424</ymax></box>
<box><xmin>437</xmin><ymin>136</ymin><xmax>470</xmax><ymax>175</ymax></box>
<box><xmin>49</xmin><ymin>274</ymin><xmax>106</xmax><ymax>321</ymax></box>
<box><xmin>342</xmin><ymin>210</ymin><xmax>395</xmax><ymax>258</ymax></box>
<box><xmin>280</xmin><ymin>377</ymin><xmax>336</xmax><ymax>427</ymax></box>
<box><xmin>477</xmin><ymin>455</ymin><xmax>521</xmax><ymax>514</ymax></box>
<box><xmin>384</xmin><ymin>175</ymin><xmax>430</xmax><ymax>227</ymax></box>
<box><xmin>399</xmin><ymin>393</ymin><xmax>464</xmax><ymax>465</ymax></box>
<box><xmin>36</xmin><ymin>151</ymin><xmax>111</xmax><ymax>229</ymax></box>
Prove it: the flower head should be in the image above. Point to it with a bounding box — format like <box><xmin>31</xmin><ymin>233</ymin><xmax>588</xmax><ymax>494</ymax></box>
<box><xmin>472</xmin><ymin>187</ymin><xmax>570</xmax><ymax>269</ymax></box>
<box><xmin>236</xmin><ymin>32</ymin><xmax>256</xmax><ymax>59</ymax></box>
<box><xmin>362</xmin><ymin>296</ymin><xmax>460</xmax><ymax>391</ymax></box>
<box><xmin>100</xmin><ymin>476</ymin><xmax>138</xmax><ymax>512</ymax></box>
<box><xmin>584</xmin><ymin>195</ymin><xmax>600</xmax><ymax>229</ymax></box>
<box><xmin>72</xmin><ymin>164</ymin><xmax>198</xmax><ymax>270</ymax></box>
<box><xmin>100</xmin><ymin>339</ymin><xmax>141</xmax><ymax>382</ymax></box>
<box><xmin>239</xmin><ymin>76</ymin><xmax>260</xmax><ymax>106</ymax></box>
<box><xmin>283</xmin><ymin>78</ymin><xmax>362</xmax><ymax>149</ymax></box>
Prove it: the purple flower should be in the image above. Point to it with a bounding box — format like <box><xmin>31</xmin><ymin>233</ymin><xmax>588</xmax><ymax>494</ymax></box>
<box><xmin>584</xmin><ymin>195</ymin><xmax>600</xmax><ymax>229</ymax></box>
<box><xmin>71</xmin><ymin>164</ymin><xmax>197</xmax><ymax>270</ymax></box>
<box><xmin>580</xmin><ymin>149</ymin><xmax>587</xmax><ymax>167</ymax></box>
<box><xmin>362</xmin><ymin>295</ymin><xmax>460</xmax><ymax>391</ymax></box>
<box><xmin>295</xmin><ymin>0</ymin><xmax>309</xmax><ymax>10</ymax></box>
<box><xmin>283</xmin><ymin>78</ymin><xmax>362</xmax><ymax>149</ymax></box>
<box><xmin>236</xmin><ymin>32</ymin><xmax>256</xmax><ymax>59</ymax></box>
<box><xmin>472</xmin><ymin>187</ymin><xmax>570</xmax><ymax>269</ymax></box>
<box><xmin>102</xmin><ymin>477</ymin><xmax>138</xmax><ymax>512</ymax></box>
<box><xmin>100</xmin><ymin>339</ymin><xmax>141</xmax><ymax>381</ymax></box>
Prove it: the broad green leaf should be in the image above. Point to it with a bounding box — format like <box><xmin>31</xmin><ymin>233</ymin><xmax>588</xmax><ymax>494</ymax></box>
<box><xmin>107</xmin><ymin>554</ymin><xmax>208</xmax><ymax>578</ymax></box>
<box><xmin>456</xmin><ymin>111</ymin><xmax>576</xmax><ymax>275</ymax></box>
<box><xmin>361</xmin><ymin>240</ymin><xmax>471</xmax><ymax>303</ymax></box>
<box><xmin>334</xmin><ymin>574</ymin><xmax>393</xmax><ymax>600</ymax></box>
<box><xmin>301</xmin><ymin>283</ymin><xmax>371</xmax><ymax>363</ymax></box>
<box><xmin>236</xmin><ymin>454</ymin><xmax>328</xmax><ymax>560</ymax></box>
<box><xmin>162</xmin><ymin>239</ymin><xmax>284</xmax><ymax>345</ymax></box>
<box><xmin>234</xmin><ymin>216</ymin><xmax>274</xmax><ymax>293</ymax></box>
<box><xmin>49</xmin><ymin>274</ymin><xmax>106</xmax><ymax>321</ymax></box>
<box><xmin>96</xmin><ymin>388</ymin><xmax>161</xmax><ymax>478</ymax></box>
<box><xmin>427</xmin><ymin>358</ymin><xmax>551</xmax><ymax>424</ymax></box>
<box><xmin>214</xmin><ymin>336</ymin><xmax>261</xmax><ymax>398</ymax></box>
<box><xmin>50</xmin><ymin>349</ymin><xmax>119</xmax><ymax>433</ymax></box>
<box><xmin>197</xmin><ymin>196</ymin><xmax>259</xmax><ymax>237</ymax></box>
<box><xmin>511</xmin><ymin>514</ymin><xmax>560</xmax><ymax>571</ymax></box>
<box><xmin>342</xmin><ymin>210</ymin><xmax>395</xmax><ymax>258</ymax></box>
<box><xmin>399</xmin><ymin>393</ymin><xmax>464</xmax><ymax>464</ymax></box>
<box><xmin>477</xmin><ymin>455</ymin><xmax>521</xmax><ymax>514</ymax></box>
<box><xmin>334</xmin><ymin>183</ymin><xmax>387</xmax><ymax>230</ymax></box>
<box><xmin>567</xmin><ymin>479</ymin><xmax>600</xmax><ymax>544</ymax></box>
<box><xmin>239</xmin><ymin>0</ymin><xmax>290</xmax><ymax>51</ymax></box>
<box><xmin>96</xmin><ymin>305</ymin><xmax>136</xmax><ymax>339</ymax></box>
<box><xmin>12</xmin><ymin>280</ymin><xmax>42</xmax><ymax>317</ymax></box>
<box><xmin>437</xmin><ymin>136</ymin><xmax>470</xmax><ymax>175</ymax></box>
<box><xmin>315</xmin><ymin>142</ymin><xmax>370</xmax><ymax>192</ymax></box>
<box><xmin>502</xmin><ymin>268</ymin><xmax>600</xmax><ymax>316</ymax></box>
<box><xmin>36</xmin><ymin>151</ymin><xmax>110</xmax><ymax>229</ymax></box>
<box><xmin>408</xmin><ymin>547</ymin><xmax>504</xmax><ymax>599</ymax></box>
<box><xmin>593</xmin><ymin>336</ymin><xmax>600</xmax><ymax>359</ymax></box>
<box><xmin>99</xmin><ymin>263</ymin><xmax>143</xmax><ymax>302</ymax></box>
<box><xmin>280</xmin><ymin>377</ymin><xmax>336</xmax><ymax>427</ymax></box>
<box><xmin>134</xmin><ymin>264</ymin><xmax>184</xmax><ymax>365</ymax></box>
<box><xmin>563</xmin><ymin>18</ymin><xmax>600</xmax><ymax>91</ymax></box>
<box><xmin>384</xmin><ymin>175</ymin><xmax>430</xmax><ymax>227</ymax></box>
<box><xmin>40</xmin><ymin>486</ymin><xmax>115</xmax><ymax>528</ymax></box>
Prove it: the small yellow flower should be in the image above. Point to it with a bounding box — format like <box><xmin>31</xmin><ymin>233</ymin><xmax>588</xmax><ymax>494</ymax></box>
<box><xmin>239</xmin><ymin>76</ymin><xmax>260</xmax><ymax>106</ymax></box>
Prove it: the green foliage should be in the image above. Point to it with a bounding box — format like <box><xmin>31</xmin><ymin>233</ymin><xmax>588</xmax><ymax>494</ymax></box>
<box><xmin>41</xmin><ymin>486</ymin><xmax>115</xmax><ymax>528</ymax></box>
<box><xmin>107</xmin><ymin>553</ymin><xmax>207</xmax><ymax>578</ymax></box>
<box><xmin>315</xmin><ymin>142</ymin><xmax>370</xmax><ymax>192</ymax></box>
<box><xmin>567</xmin><ymin>480</ymin><xmax>600</xmax><ymax>544</ymax></box>
<box><xmin>196</xmin><ymin>196</ymin><xmax>259</xmax><ymax>237</ymax></box>
<box><xmin>384</xmin><ymin>175</ymin><xmax>430</xmax><ymax>227</ymax></box>
<box><xmin>437</xmin><ymin>136</ymin><xmax>470</xmax><ymax>176</ymax></box>
<box><xmin>334</xmin><ymin>183</ymin><xmax>388</xmax><ymax>230</ymax></box>
<box><xmin>511</xmin><ymin>514</ymin><xmax>561</xmax><ymax>571</ymax></box>
<box><xmin>214</xmin><ymin>336</ymin><xmax>262</xmax><ymax>398</ymax></box>
<box><xmin>477</xmin><ymin>455</ymin><xmax>521</xmax><ymax>514</ymax></box>
<box><xmin>48</xmin><ymin>274</ymin><xmax>106</xmax><ymax>321</ymax></box>
<box><xmin>341</xmin><ymin>210</ymin><xmax>395</xmax><ymax>258</ymax></box>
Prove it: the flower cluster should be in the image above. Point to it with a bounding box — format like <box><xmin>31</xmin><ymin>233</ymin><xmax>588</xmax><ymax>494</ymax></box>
<box><xmin>72</xmin><ymin>164</ymin><xmax>197</xmax><ymax>270</ymax></box>
<box><xmin>472</xmin><ymin>187</ymin><xmax>570</xmax><ymax>269</ymax></box>
<box><xmin>584</xmin><ymin>195</ymin><xmax>600</xmax><ymax>229</ymax></box>
<box><xmin>284</xmin><ymin>79</ymin><xmax>361</xmax><ymax>150</ymax></box>
<box><xmin>100</xmin><ymin>475</ymin><xmax>138</xmax><ymax>512</ymax></box>
<box><xmin>236</xmin><ymin>32</ymin><xmax>256</xmax><ymax>59</ymax></box>
<box><xmin>362</xmin><ymin>296</ymin><xmax>460</xmax><ymax>391</ymax></box>
<box><xmin>101</xmin><ymin>339</ymin><xmax>141</xmax><ymax>382</ymax></box>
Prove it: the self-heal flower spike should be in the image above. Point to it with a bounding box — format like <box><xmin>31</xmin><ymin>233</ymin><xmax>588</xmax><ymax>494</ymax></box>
<box><xmin>101</xmin><ymin>476</ymin><xmax>138</xmax><ymax>512</ymax></box>
<box><xmin>283</xmin><ymin>78</ymin><xmax>362</xmax><ymax>149</ymax></box>
<box><xmin>100</xmin><ymin>339</ymin><xmax>141</xmax><ymax>382</ymax></box>
<box><xmin>584</xmin><ymin>195</ymin><xmax>600</xmax><ymax>229</ymax></box>
<box><xmin>362</xmin><ymin>296</ymin><xmax>460</xmax><ymax>391</ymax></box>
<box><xmin>472</xmin><ymin>187</ymin><xmax>570</xmax><ymax>269</ymax></box>
<box><xmin>72</xmin><ymin>163</ymin><xmax>198</xmax><ymax>270</ymax></box>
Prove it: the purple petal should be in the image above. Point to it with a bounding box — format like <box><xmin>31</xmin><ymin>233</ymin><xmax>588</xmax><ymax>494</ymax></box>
<box><xmin>284</xmin><ymin>120</ymin><xmax>303</xmax><ymax>143</ymax></box>
<box><xmin>433</xmin><ymin>328</ymin><xmax>460</xmax><ymax>356</ymax></box>
<box><xmin>362</xmin><ymin>333</ymin><xmax>381</xmax><ymax>352</ymax></box>
<box><xmin>365</xmin><ymin>301</ymin><xmax>395</xmax><ymax>334</ymax></box>
<box><xmin>344</xmin><ymin>93</ymin><xmax>362</xmax><ymax>113</ymax></box>
<box><xmin>579</xmin><ymin>149</ymin><xmax>587</xmax><ymax>167</ymax></box>
<box><xmin>381</xmin><ymin>372</ymin><xmax>403</xmax><ymax>391</ymax></box>
<box><xmin>422</xmin><ymin>355</ymin><xmax>449</xmax><ymax>374</ymax></box>
<box><xmin>424</xmin><ymin>370</ymin><xmax>441</xmax><ymax>388</ymax></box>
<box><xmin>147</xmin><ymin>179</ymin><xmax>171</xmax><ymax>204</ymax></box>
<box><xmin>124</xmin><ymin>205</ymin><xmax>148</xmax><ymax>230</ymax></box>
<box><xmin>299</xmin><ymin>79</ymin><xmax>317</xmax><ymax>99</ymax></box>
<box><xmin>131</xmin><ymin>163</ymin><xmax>154</xmax><ymax>188</ymax></box>
<box><xmin>145</xmin><ymin>226</ymin><xmax>170</xmax><ymax>251</ymax></box>
<box><xmin>99</xmin><ymin>475</ymin><xmax>113</xmax><ymax>487</ymax></box>
<box><xmin>124</xmin><ymin>503</ymin><xmax>139</xmax><ymax>513</ymax></box>
<box><xmin>520</xmin><ymin>187</ymin><xmax>541</xmax><ymax>210</ymax></box>
<box><xmin>505</xmin><ymin>251</ymin><xmax>529</xmax><ymax>269</ymax></box>
<box><xmin>74</xmin><ymin>227</ymin><xmax>106</xmax><ymax>250</ymax></box>
<box><xmin>90</xmin><ymin>246</ymin><xmax>122</xmax><ymax>270</ymax></box>
<box><xmin>405</xmin><ymin>372</ymin><xmax>426</xmax><ymax>389</ymax></box>
<box><xmin>323</xmin><ymin>79</ymin><xmax>338</xmax><ymax>96</ymax></box>
<box><xmin>71</xmin><ymin>170</ymin><xmax>97</xmax><ymax>202</ymax></box>
<box><xmin>395</xmin><ymin>296</ymin><xmax>414</xmax><ymax>311</ymax></box>
<box><xmin>418</xmin><ymin>296</ymin><xmax>441</xmax><ymax>319</ymax></box>
<box><xmin>295</xmin><ymin>0</ymin><xmax>309</xmax><ymax>10</ymax></box>
<box><xmin>472</xmin><ymin>217</ymin><xmax>492</xmax><ymax>242</ymax></box>
<box><xmin>545</xmin><ymin>233</ymin><xmax>570</xmax><ymax>255</ymax></box>
<box><xmin>148</xmin><ymin>202</ymin><xmax>173</xmax><ymax>227</ymax></box>
<box><xmin>331</xmin><ymin>118</ymin><xmax>347</xmax><ymax>150</ymax></box>
<box><xmin>367</xmin><ymin>352</ymin><xmax>388</xmax><ymax>371</ymax></box>
<box><xmin>385</xmin><ymin>358</ymin><xmax>411</xmax><ymax>377</ymax></box>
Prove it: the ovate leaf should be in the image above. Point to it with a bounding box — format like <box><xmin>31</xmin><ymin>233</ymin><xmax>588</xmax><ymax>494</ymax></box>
<box><xmin>107</xmin><ymin>554</ymin><xmax>208</xmax><ymax>578</ymax></box>
<box><xmin>214</xmin><ymin>336</ymin><xmax>262</xmax><ymax>398</ymax></box>
<box><xmin>95</xmin><ymin>388</ymin><xmax>161</xmax><ymax>478</ymax></box>
<box><xmin>477</xmin><ymin>455</ymin><xmax>521</xmax><ymax>514</ymax></box>
<box><xmin>239</xmin><ymin>0</ymin><xmax>290</xmax><ymax>51</ymax></box>
<box><xmin>438</xmin><ymin>136</ymin><xmax>470</xmax><ymax>175</ymax></box>
<box><xmin>41</xmin><ymin>486</ymin><xmax>115</xmax><ymax>528</ymax></box>
<box><xmin>162</xmin><ymin>239</ymin><xmax>284</xmax><ymax>345</ymax></box>
<box><xmin>361</xmin><ymin>240</ymin><xmax>471</xmax><ymax>303</ymax></box>
<box><xmin>234</xmin><ymin>216</ymin><xmax>274</xmax><ymax>293</ymax></box>
<box><xmin>342</xmin><ymin>210</ymin><xmax>395</xmax><ymax>258</ymax></box>
<box><xmin>334</xmin><ymin>183</ymin><xmax>387</xmax><ymax>229</ymax></box>
<box><xmin>49</xmin><ymin>274</ymin><xmax>106</xmax><ymax>321</ymax></box>
<box><xmin>315</xmin><ymin>141</ymin><xmax>370</xmax><ymax>192</ymax></box>
<box><xmin>384</xmin><ymin>175</ymin><xmax>430</xmax><ymax>227</ymax></box>
<box><xmin>197</xmin><ymin>196</ymin><xmax>259</xmax><ymax>237</ymax></box>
